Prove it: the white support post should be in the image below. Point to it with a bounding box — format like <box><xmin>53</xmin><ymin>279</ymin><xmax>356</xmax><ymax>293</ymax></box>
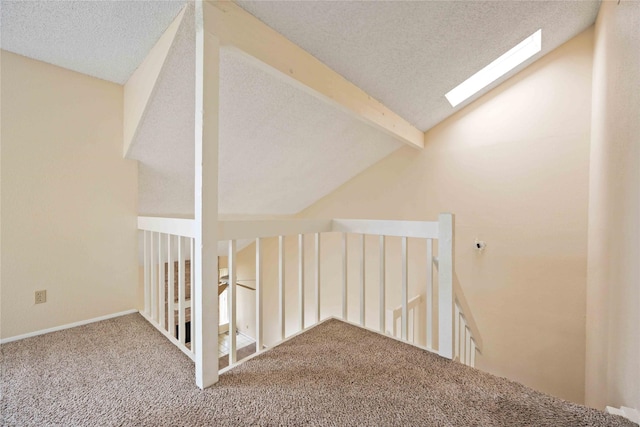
<box><xmin>342</xmin><ymin>233</ymin><xmax>348</xmax><ymax>320</ymax></box>
<box><xmin>255</xmin><ymin>238</ymin><xmax>263</xmax><ymax>352</ymax></box>
<box><xmin>426</xmin><ymin>238</ymin><xmax>433</xmax><ymax>349</ymax></box>
<box><xmin>459</xmin><ymin>317</ymin><xmax>466</xmax><ymax>364</ymax></box>
<box><xmin>314</xmin><ymin>233</ymin><xmax>321</xmax><ymax>323</ymax></box>
<box><xmin>158</xmin><ymin>234</ymin><xmax>165</xmax><ymax>331</ymax></box>
<box><xmin>151</xmin><ymin>232</ymin><xmax>158</xmax><ymax>322</ymax></box>
<box><xmin>278</xmin><ymin>235</ymin><xmax>285</xmax><ymax>340</ymax></box>
<box><xmin>178</xmin><ymin>237</ymin><xmax>186</xmax><ymax>346</ymax></box>
<box><xmin>379</xmin><ymin>235</ymin><xmax>385</xmax><ymax>333</ymax></box>
<box><xmin>401</xmin><ymin>236</ymin><xmax>408</xmax><ymax>341</ymax></box>
<box><xmin>359</xmin><ymin>234</ymin><xmax>365</xmax><ymax>327</ymax></box>
<box><xmin>144</xmin><ymin>231</ymin><xmax>150</xmax><ymax>316</ymax></box>
<box><xmin>437</xmin><ymin>213</ymin><xmax>454</xmax><ymax>359</ymax></box>
<box><xmin>167</xmin><ymin>235</ymin><xmax>175</xmax><ymax>338</ymax></box>
<box><xmin>194</xmin><ymin>0</ymin><xmax>220</xmax><ymax>388</ymax></box>
<box><xmin>228</xmin><ymin>240</ymin><xmax>237</xmax><ymax>365</ymax></box>
<box><xmin>298</xmin><ymin>234</ymin><xmax>305</xmax><ymax>331</ymax></box>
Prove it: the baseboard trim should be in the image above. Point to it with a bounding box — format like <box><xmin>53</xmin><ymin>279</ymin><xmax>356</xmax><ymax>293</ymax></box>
<box><xmin>0</xmin><ymin>309</ymin><xmax>139</xmax><ymax>344</ymax></box>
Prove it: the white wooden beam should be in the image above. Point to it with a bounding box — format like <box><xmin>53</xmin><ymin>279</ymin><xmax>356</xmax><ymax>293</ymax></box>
<box><xmin>401</xmin><ymin>237</ymin><xmax>408</xmax><ymax>341</ymax></box>
<box><xmin>379</xmin><ymin>235</ymin><xmax>386</xmax><ymax>333</ymax></box>
<box><xmin>193</xmin><ymin>0</ymin><xmax>219</xmax><ymax>389</ymax></box>
<box><xmin>426</xmin><ymin>238</ymin><xmax>433</xmax><ymax>349</ymax></box>
<box><xmin>298</xmin><ymin>234</ymin><xmax>305</xmax><ymax>331</ymax></box>
<box><xmin>255</xmin><ymin>238</ymin><xmax>263</xmax><ymax>351</ymax></box>
<box><xmin>359</xmin><ymin>234</ymin><xmax>366</xmax><ymax>327</ymax></box>
<box><xmin>278</xmin><ymin>235</ymin><xmax>285</xmax><ymax>340</ymax></box>
<box><xmin>124</xmin><ymin>6</ymin><xmax>186</xmax><ymax>157</ymax></box>
<box><xmin>203</xmin><ymin>1</ymin><xmax>424</xmax><ymax>149</ymax></box>
<box><xmin>228</xmin><ymin>240</ymin><xmax>237</xmax><ymax>365</ymax></box>
<box><xmin>314</xmin><ymin>233</ymin><xmax>321</xmax><ymax>323</ymax></box>
<box><xmin>342</xmin><ymin>233</ymin><xmax>348</xmax><ymax>320</ymax></box>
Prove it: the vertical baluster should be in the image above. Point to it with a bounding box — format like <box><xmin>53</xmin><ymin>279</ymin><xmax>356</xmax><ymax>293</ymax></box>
<box><xmin>471</xmin><ymin>339</ymin><xmax>476</xmax><ymax>367</ymax></box>
<box><xmin>178</xmin><ymin>237</ymin><xmax>186</xmax><ymax>345</ymax></box>
<box><xmin>465</xmin><ymin>327</ymin><xmax>472</xmax><ymax>366</ymax></box>
<box><xmin>255</xmin><ymin>238</ymin><xmax>263</xmax><ymax>352</ymax></box>
<box><xmin>278</xmin><ymin>235</ymin><xmax>285</xmax><ymax>340</ymax></box>
<box><xmin>379</xmin><ymin>235</ymin><xmax>386</xmax><ymax>333</ymax></box>
<box><xmin>228</xmin><ymin>240</ymin><xmax>237</xmax><ymax>365</ymax></box>
<box><xmin>342</xmin><ymin>233</ymin><xmax>348</xmax><ymax>320</ymax></box>
<box><xmin>298</xmin><ymin>234</ymin><xmax>304</xmax><ymax>331</ymax></box>
<box><xmin>401</xmin><ymin>237</ymin><xmax>408</xmax><ymax>341</ymax></box>
<box><xmin>144</xmin><ymin>231</ymin><xmax>150</xmax><ymax>316</ymax></box>
<box><xmin>315</xmin><ymin>233</ymin><xmax>321</xmax><ymax>324</ymax></box>
<box><xmin>426</xmin><ymin>238</ymin><xmax>433</xmax><ymax>349</ymax></box>
<box><xmin>151</xmin><ymin>232</ymin><xmax>158</xmax><ymax>322</ymax></box>
<box><xmin>437</xmin><ymin>213</ymin><xmax>454</xmax><ymax>359</ymax></box>
<box><xmin>454</xmin><ymin>302</ymin><xmax>460</xmax><ymax>359</ymax></box>
<box><xmin>167</xmin><ymin>235</ymin><xmax>175</xmax><ymax>338</ymax></box>
<box><xmin>190</xmin><ymin>238</ymin><xmax>195</xmax><ymax>354</ymax></box>
<box><xmin>158</xmin><ymin>234</ymin><xmax>165</xmax><ymax>331</ymax></box>
<box><xmin>359</xmin><ymin>234</ymin><xmax>365</xmax><ymax>327</ymax></box>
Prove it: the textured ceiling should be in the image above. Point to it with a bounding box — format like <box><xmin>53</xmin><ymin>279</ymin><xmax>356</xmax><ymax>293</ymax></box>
<box><xmin>128</xmin><ymin>4</ymin><xmax>401</xmax><ymax>218</ymax></box>
<box><xmin>236</xmin><ymin>0</ymin><xmax>600</xmax><ymax>131</ymax></box>
<box><xmin>0</xmin><ymin>0</ymin><xmax>186</xmax><ymax>84</ymax></box>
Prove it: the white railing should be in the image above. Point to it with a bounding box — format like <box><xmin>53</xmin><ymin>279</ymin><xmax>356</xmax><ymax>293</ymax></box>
<box><xmin>139</xmin><ymin>217</ymin><xmax>195</xmax><ymax>361</ymax></box>
<box><xmin>138</xmin><ymin>213</ymin><xmax>482</xmax><ymax>377</ymax></box>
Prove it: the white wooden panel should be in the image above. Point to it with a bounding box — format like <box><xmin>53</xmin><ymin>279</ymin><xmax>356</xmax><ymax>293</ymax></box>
<box><xmin>298</xmin><ymin>234</ymin><xmax>305</xmax><ymax>331</ymax></box>
<box><xmin>255</xmin><ymin>238</ymin><xmax>263</xmax><ymax>351</ymax></box>
<box><xmin>218</xmin><ymin>219</ymin><xmax>332</xmax><ymax>241</ymax></box>
<box><xmin>459</xmin><ymin>316</ymin><xmax>466</xmax><ymax>364</ymax></box>
<box><xmin>401</xmin><ymin>236</ymin><xmax>408</xmax><ymax>341</ymax></box>
<box><xmin>379</xmin><ymin>235</ymin><xmax>386</xmax><ymax>333</ymax></box>
<box><xmin>278</xmin><ymin>235</ymin><xmax>285</xmax><ymax>340</ymax></box>
<box><xmin>138</xmin><ymin>216</ymin><xmax>196</xmax><ymax>238</ymax></box>
<box><xmin>167</xmin><ymin>235</ymin><xmax>175</xmax><ymax>338</ymax></box>
<box><xmin>342</xmin><ymin>233</ymin><xmax>348</xmax><ymax>320</ymax></box>
<box><xmin>332</xmin><ymin>219</ymin><xmax>439</xmax><ymax>239</ymax></box>
<box><xmin>228</xmin><ymin>240</ymin><xmax>237</xmax><ymax>365</ymax></box>
<box><xmin>359</xmin><ymin>234</ymin><xmax>365</xmax><ymax>327</ymax></box>
<box><xmin>437</xmin><ymin>213</ymin><xmax>454</xmax><ymax>359</ymax></box>
<box><xmin>426</xmin><ymin>238</ymin><xmax>433</xmax><ymax>349</ymax></box>
<box><xmin>314</xmin><ymin>233</ymin><xmax>320</xmax><ymax>323</ymax></box>
<box><xmin>178</xmin><ymin>236</ymin><xmax>186</xmax><ymax>345</ymax></box>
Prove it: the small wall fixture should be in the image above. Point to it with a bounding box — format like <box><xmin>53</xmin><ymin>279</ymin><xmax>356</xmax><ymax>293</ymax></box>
<box><xmin>474</xmin><ymin>239</ymin><xmax>486</xmax><ymax>252</ymax></box>
<box><xmin>445</xmin><ymin>29</ymin><xmax>542</xmax><ymax>107</ymax></box>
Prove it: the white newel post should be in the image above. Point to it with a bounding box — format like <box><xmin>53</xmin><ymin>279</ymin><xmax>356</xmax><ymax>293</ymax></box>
<box><xmin>438</xmin><ymin>213</ymin><xmax>454</xmax><ymax>359</ymax></box>
<box><xmin>194</xmin><ymin>0</ymin><xmax>219</xmax><ymax>389</ymax></box>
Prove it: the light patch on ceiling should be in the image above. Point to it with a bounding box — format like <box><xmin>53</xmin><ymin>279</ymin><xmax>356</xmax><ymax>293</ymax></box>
<box><xmin>445</xmin><ymin>29</ymin><xmax>542</xmax><ymax>107</ymax></box>
<box><xmin>0</xmin><ymin>0</ymin><xmax>187</xmax><ymax>84</ymax></box>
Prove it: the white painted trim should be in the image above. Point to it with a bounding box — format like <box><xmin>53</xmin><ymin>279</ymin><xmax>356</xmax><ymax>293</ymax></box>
<box><xmin>332</xmin><ymin>219</ymin><xmax>439</xmax><ymax>239</ymax></box>
<box><xmin>0</xmin><ymin>309</ymin><xmax>139</xmax><ymax>344</ymax></box>
<box><xmin>606</xmin><ymin>406</ymin><xmax>640</xmax><ymax>423</ymax></box>
<box><xmin>218</xmin><ymin>219</ymin><xmax>332</xmax><ymax>241</ymax></box>
<box><xmin>138</xmin><ymin>216</ymin><xmax>195</xmax><ymax>238</ymax></box>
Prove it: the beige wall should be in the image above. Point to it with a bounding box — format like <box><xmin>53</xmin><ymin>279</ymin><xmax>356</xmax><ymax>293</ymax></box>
<box><xmin>0</xmin><ymin>51</ymin><xmax>138</xmax><ymax>339</ymax></box>
<box><xmin>233</xmin><ymin>28</ymin><xmax>594</xmax><ymax>404</ymax></box>
<box><xmin>585</xmin><ymin>0</ymin><xmax>640</xmax><ymax>411</ymax></box>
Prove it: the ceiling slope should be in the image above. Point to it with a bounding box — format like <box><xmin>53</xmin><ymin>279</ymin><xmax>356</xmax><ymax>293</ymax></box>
<box><xmin>236</xmin><ymin>0</ymin><xmax>600</xmax><ymax>131</ymax></box>
<box><xmin>127</xmin><ymin>3</ymin><xmax>402</xmax><ymax>218</ymax></box>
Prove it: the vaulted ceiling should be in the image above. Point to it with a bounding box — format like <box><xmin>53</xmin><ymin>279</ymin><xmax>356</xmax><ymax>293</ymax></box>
<box><xmin>1</xmin><ymin>0</ymin><xmax>601</xmax><ymax>217</ymax></box>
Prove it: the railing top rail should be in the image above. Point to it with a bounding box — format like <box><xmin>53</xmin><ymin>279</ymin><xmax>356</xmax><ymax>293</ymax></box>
<box><xmin>138</xmin><ymin>216</ymin><xmax>196</xmax><ymax>238</ymax></box>
<box><xmin>332</xmin><ymin>219</ymin><xmax>439</xmax><ymax>239</ymax></box>
<box><xmin>218</xmin><ymin>219</ymin><xmax>333</xmax><ymax>241</ymax></box>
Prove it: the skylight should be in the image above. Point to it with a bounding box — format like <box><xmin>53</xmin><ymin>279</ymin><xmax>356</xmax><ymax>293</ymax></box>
<box><xmin>445</xmin><ymin>29</ymin><xmax>542</xmax><ymax>107</ymax></box>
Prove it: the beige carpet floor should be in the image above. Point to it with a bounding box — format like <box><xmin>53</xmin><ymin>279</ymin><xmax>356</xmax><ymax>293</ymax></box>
<box><xmin>1</xmin><ymin>314</ymin><xmax>635</xmax><ymax>427</ymax></box>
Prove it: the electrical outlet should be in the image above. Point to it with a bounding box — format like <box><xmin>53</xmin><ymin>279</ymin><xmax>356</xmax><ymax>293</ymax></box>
<box><xmin>35</xmin><ymin>290</ymin><xmax>47</xmax><ymax>304</ymax></box>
